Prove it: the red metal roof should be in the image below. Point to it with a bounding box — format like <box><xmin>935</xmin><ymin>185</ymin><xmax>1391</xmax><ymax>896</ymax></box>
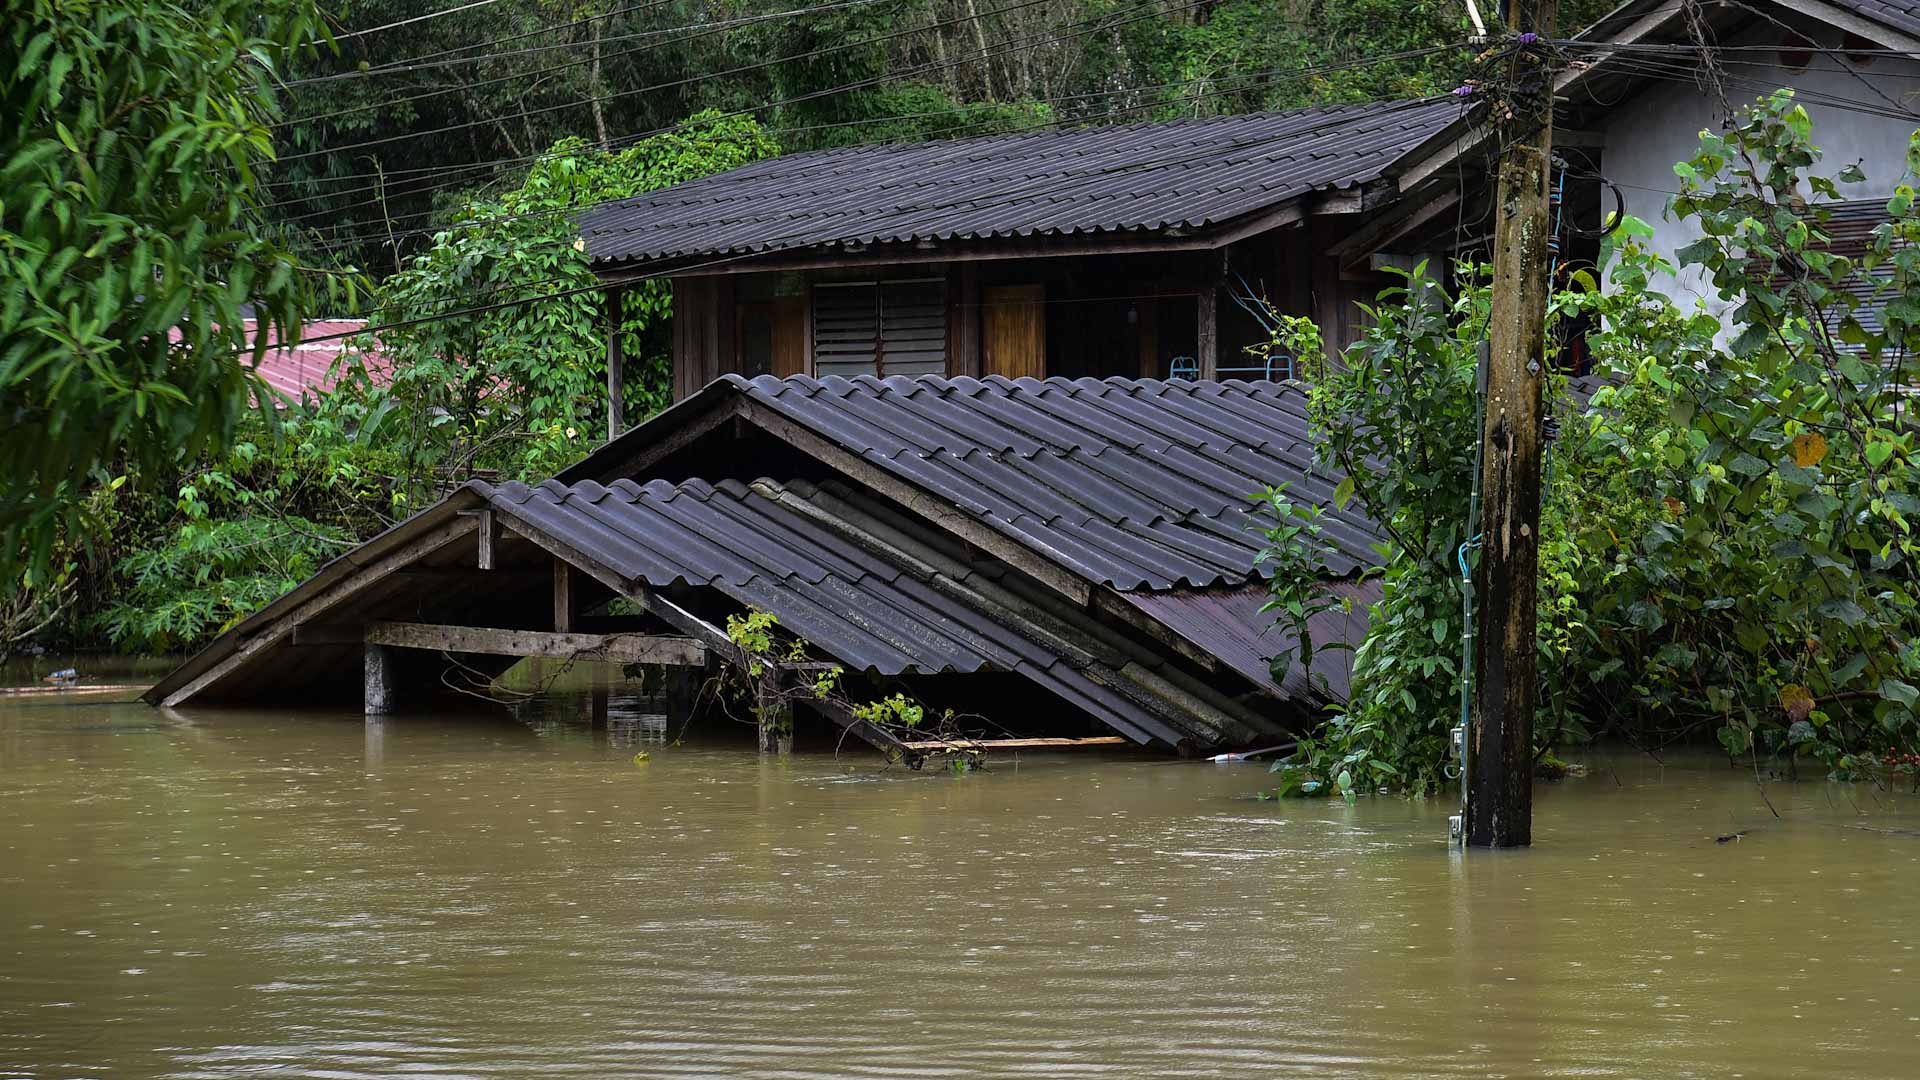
<box><xmin>168</xmin><ymin>319</ymin><xmax>391</xmax><ymax>405</ymax></box>
<box><xmin>249</xmin><ymin>319</ymin><xmax>389</xmax><ymax>403</ymax></box>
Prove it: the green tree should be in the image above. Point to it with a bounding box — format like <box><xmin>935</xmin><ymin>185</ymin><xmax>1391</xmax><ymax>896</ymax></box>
<box><xmin>352</xmin><ymin>112</ymin><xmax>777</xmax><ymax>507</ymax></box>
<box><xmin>1</xmin><ymin>0</ymin><xmax>338</xmax><ymax>576</ymax></box>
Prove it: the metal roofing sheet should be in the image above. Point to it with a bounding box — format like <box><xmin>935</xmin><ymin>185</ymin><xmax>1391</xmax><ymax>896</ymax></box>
<box><xmin>580</xmin><ymin>98</ymin><xmax>1456</xmax><ymax>267</ymax></box>
<box><xmin>1123</xmin><ymin>580</ymin><xmax>1380</xmax><ymax>703</ymax></box>
<box><xmin>669</xmin><ymin>374</ymin><xmax>1388</xmax><ymax>591</ymax></box>
<box><xmin>473</xmin><ymin>476</ymin><xmax>1284</xmax><ymax>748</ymax></box>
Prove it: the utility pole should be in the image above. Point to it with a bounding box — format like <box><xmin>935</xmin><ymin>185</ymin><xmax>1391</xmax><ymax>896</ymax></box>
<box><xmin>1468</xmin><ymin>4</ymin><xmax>1557</xmax><ymax>848</ymax></box>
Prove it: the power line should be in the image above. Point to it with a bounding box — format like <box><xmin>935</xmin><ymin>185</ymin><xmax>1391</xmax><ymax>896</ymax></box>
<box><xmin>275</xmin><ymin>0</ymin><xmax>1402</xmax><ymax>242</ymax></box>
<box><xmin>337</xmin><ymin>0</ymin><xmax>512</xmax><ymax>41</ymax></box>
<box><xmin>287</xmin><ymin>42</ymin><xmax>1460</xmax><ymax>256</ymax></box>
<box><xmin>285</xmin><ymin>0</ymin><xmax>906</xmax><ymax>127</ymax></box>
<box><xmin>268</xmin><ymin>0</ymin><xmax>1206</xmax><ymax>230</ymax></box>
<box><xmin>279</xmin><ymin>96</ymin><xmax>1447</xmax><ymax>352</ymax></box>
<box><xmin>275</xmin><ymin>0</ymin><xmax>1074</xmax><ymax>164</ymax></box>
<box><xmin>294</xmin><ymin>0</ymin><xmax>681</xmax><ymax>86</ymax></box>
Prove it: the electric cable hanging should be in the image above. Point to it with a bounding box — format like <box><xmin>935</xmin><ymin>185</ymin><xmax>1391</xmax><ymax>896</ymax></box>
<box><xmin>282</xmin><ymin>43</ymin><xmax>1464</xmax><ymax>255</ymax></box>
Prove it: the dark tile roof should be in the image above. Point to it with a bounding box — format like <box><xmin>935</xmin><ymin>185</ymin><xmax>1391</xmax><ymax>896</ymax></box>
<box><xmin>475</xmin><ymin>475</ymin><xmax>1283</xmax><ymax>748</ymax></box>
<box><xmin>567</xmin><ymin>374</ymin><xmax>1386</xmax><ymax>591</ymax></box>
<box><xmin>1123</xmin><ymin>580</ymin><xmax>1379</xmax><ymax>705</ymax></box>
<box><xmin>1828</xmin><ymin>0</ymin><xmax>1920</xmax><ymax>37</ymax></box>
<box><xmin>580</xmin><ymin>98</ymin><xmax>1457</xmax><ymax>268</ymax></box>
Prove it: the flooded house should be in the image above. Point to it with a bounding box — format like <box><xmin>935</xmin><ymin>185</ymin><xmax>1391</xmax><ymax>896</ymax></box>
<box><xmin>144</xmin><ymin>99</ymin><xmax>1515</xmax><ymax>756</ymax></box>
<box><xmin>145</xmin><ymin>374</ymin><xmax>1382</xmax><ymax>762</ymax></box>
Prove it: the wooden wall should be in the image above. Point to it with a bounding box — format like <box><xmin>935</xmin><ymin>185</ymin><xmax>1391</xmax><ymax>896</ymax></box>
<box><xmin>670</xmin><ymin>276</ymin><xmax>734</xmax><ymax>401</ymax></box>
<box><xmin>665</xmin><ymin>219</ymin><xmax>1391</xmax><ymax>399</ymax></box>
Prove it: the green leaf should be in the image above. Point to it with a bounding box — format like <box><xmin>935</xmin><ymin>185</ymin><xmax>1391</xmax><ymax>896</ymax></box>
<box><xmin>1881</xmin><ymin>679</ymin><xmax>1919</xmax><ymax>708</ymax></box>
<box><xmin>1816</xmin><ymin>598</ymin><xmax>1867</xmax><ymax>626</ymax></box>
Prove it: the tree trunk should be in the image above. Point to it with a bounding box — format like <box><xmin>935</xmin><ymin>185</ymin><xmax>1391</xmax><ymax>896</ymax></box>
<box><xmin>589</xmin><ymin>20</ymin><xmax>610</xmax><ymax>150</ymax></box>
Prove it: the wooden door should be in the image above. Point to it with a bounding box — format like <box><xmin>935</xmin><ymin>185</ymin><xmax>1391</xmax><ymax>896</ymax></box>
<box><xmin>982</xmin><ymin>284</ymin><xmax>1045</xmax><ymax>380</ymax></box>
<box><xmin>771</xmin><ymin>296</ymin><xmax>806</xmax><ymax>376</ymax></box>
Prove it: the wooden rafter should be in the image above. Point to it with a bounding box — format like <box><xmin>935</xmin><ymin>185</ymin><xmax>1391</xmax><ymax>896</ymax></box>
<box><xmin>364</xmin><ymin>621</ymin><xmax>705</xmax><ymax>666</ymax></box>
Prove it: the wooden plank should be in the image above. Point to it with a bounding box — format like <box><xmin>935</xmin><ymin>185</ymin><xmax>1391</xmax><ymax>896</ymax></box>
<box><xmin>159</xmin><ymin>515</ymin><xmax>478</xmax><ymax>708</ymax></box>
<box><xmin>475</xmin><ymin>509</ymin><xmax>496</xmax><ymax>570</ymax></box>
<box><xmin>364</xmin><ymin>621</ymin><xmax>706</xmax><ymax>666</ymax></box>
<box><xmin>553</xmin><ymin>560</ymin><xmax>574</xmax><ymax>633</ymax></box>
<box><xmin>0</xmin><ymin>683</ymin><xmax>148</xmax><ymax>698</ymax></box>
<box><xmin>982</xmin><ymin>284</ymin><xmax>1045</xmax><ymax>379</ymax></box>
<box><xmin>645</xmin><ymin>226</ymin><xmax>1278</xmax><ymax>279</ymax></box>
<box><xmin>899</xmin><ymin>735</ymin><xmax>1130</xmax><ymax>751</ymax></box>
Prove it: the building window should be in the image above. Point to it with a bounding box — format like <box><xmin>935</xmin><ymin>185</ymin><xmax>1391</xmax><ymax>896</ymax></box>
<box><xmin>812</xmin><ymin>279</ymin><xmax>946</xmax><ymax>378</ymax></box>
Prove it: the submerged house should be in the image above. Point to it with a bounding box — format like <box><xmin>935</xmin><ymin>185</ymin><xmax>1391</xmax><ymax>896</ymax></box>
<box><xmin>581</xmin><ymin>98</ymin><xmax>1460</xmax><ymax>416</ymax></box>
<box><xmin>146</xmin><ymin>375</ymin><xmax>1381</xmax><ymax>761</ymax></box>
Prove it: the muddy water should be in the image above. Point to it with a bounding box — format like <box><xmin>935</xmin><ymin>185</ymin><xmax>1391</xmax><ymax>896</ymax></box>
<box><xmin>2</xmin><ymin>692</ymin><xmax>1918</xmax><ymax>1079</ymax></box>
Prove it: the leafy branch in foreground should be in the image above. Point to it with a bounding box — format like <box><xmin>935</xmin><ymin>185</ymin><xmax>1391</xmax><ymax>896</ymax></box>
<box><xmin>712</xmin><ymin>608</ymin><xmax>980</xmax><ymax>769</ymax></box>
<box><xmin>1</xmin><ymin>0</ymin><xmax>350</xmax><ymax>579</ymax></box>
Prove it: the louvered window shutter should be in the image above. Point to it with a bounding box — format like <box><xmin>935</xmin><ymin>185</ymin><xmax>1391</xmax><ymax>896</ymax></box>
<box><xmin>876</xmin><ymin>280</ymin><xmax>946</xmax><ymax>377</ymax></box>
<box><xmin>811</xmin><ymin>280</ymin><xmax>946</xmax><ymax>377</ymax></box>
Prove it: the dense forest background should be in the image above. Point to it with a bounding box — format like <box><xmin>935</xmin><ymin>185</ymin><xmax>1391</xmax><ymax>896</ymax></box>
<box><xmin>273</xmin><ymin>0</ymin><xmax>1617</xmax><ymax>278</ymax></box>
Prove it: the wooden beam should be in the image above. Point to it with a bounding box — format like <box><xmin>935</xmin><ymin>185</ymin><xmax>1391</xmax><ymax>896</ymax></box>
<box><xmin>159</xmin><ymin>515</ymin><xmax>478</xmax><ymax>708</ymax></box>
<box><xmin>553</xmin><ymin>560</ymin><xmax>574</xmax><ymax>633</ymax></box>
<box><xmin>623</xmin><ymin>204</ymin><xmax>1309</xmax><ymax>283</ymax></box>
<box><xmin>899</xmin><ymin>735</ymin><xmax>1130</xmax><ymax>751</ymax></box>
<box><xmin>364</xmin><ymin>621</ymin><xmax>706</xmax><ymax>666</ymax></box>
<box><xmin>475</xmin><ymin>509</ymin><xmax>496</xmax><ymax>570</ymax></box>
<box><xmin>1329</xmin><ymin>188</ymin><xmax>1461</xmax><ymax>265</ymax></box>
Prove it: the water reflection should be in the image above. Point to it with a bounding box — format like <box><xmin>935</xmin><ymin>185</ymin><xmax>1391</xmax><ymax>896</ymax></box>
<box><xmin>1</xmin><ymin>692</ymin><xmax>1916</xmax><ymax>1079</ymax></box>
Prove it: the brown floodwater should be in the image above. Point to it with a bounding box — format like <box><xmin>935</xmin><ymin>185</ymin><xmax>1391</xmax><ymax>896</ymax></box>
<box><xmin>2</xmin><ymin>682</ymin><xmax>1918</xmax><ymax>1079</ymax></box>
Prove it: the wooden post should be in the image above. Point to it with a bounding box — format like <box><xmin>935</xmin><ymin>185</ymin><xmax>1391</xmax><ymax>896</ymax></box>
<box><xmin>755</xmin><ymin>670</ymin><xmax>791</xmax><ymax>755</ymax></box>
<box><xmin>605</xmin><ymin>289</ymin><xmax>625</xmax><ymax>440</ymax></box>
<box><xmin>1468</xmin><ymin>6</ymin><xmax>1557</xmax><ymax>849</ymax></box>
<box><xmin>553</xmin><ymin>560</ymin><xmax>574</xmax><ymax>633</ymax></box>
<box><xmin>1196</xmin><ymin>284</ymin><xmax>1218</xmax><ymax>380</ymax></box>
<box><xmin>1135</xmin><ymin>296</ymin><xmax>1159</xmax><ymax>379</ymax></box>
<box><xmin>365</xmin><ymin>643</ymin><xmax>398</xmax><ymax>716</ymax></box>
<box><xmin>590</xmin><ymin>662</ymin><xmax>610</xmax><ymax>729</ymax></box>
<box><xmin>475</xmin><ymin>509</ymin><xmax>496</xmax><ymax>570</ymax></box>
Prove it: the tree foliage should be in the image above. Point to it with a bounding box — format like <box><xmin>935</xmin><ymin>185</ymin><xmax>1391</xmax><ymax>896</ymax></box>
<box><xmin>1268</xmin><ymin>94</ymin><xmax>1920</xmax><ymax>794</ymax></box>
<box><xmin>270</xmin><ymin>0</ymin><xmax>1623</xmax><ymax>274</ymax></box>
<box><xmin>346</xmin><ymin>113</ymin><xmax>777</xmax><ymax>506</ymax></box>
<box><xmin>1</xmin><ymin>0</ymin><xmax>341</xmax><ymax>579</ymax></box>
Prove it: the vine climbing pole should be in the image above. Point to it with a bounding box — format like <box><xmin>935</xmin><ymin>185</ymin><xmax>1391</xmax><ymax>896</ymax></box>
<box><xmin>1468</xmin><ymin>6</ymin><xmax>1557</xmax><ymax>848</ymax></box>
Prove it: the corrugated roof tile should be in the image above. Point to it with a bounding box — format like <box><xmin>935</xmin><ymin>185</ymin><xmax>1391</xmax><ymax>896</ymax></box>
<box><xmin>581</xmin><ymin>99</ymin><xmax>1454</xmax><ymax>267</ymax></box>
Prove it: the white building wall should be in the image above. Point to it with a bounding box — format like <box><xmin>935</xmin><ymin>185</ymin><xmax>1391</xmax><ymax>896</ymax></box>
<box><xmin>1599</xmin><ymin>24</ymin><xmax>1920</xmax><ymax>316</ymax></box>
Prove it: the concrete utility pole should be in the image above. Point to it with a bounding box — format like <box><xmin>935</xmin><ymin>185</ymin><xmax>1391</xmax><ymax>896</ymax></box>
<box><xmin>1468</xmin><ymin>4</ymin><xmax>1557</xmax><ymax>848</ymax></box>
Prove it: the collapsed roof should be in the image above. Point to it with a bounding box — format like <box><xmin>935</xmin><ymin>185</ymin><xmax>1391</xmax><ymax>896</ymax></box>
<box><xmin>146</xmin><ymin>375</ymin><xmax>1381</xmax><ymax>753</ymax></box>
